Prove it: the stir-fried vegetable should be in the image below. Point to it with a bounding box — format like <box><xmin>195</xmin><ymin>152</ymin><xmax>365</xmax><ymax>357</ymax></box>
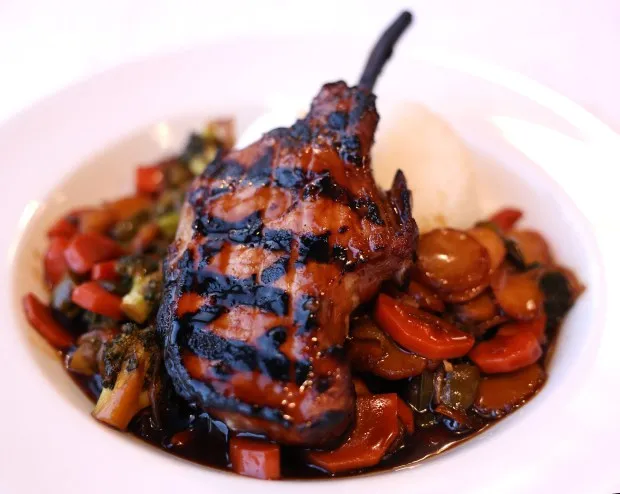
<box><xmin>348</xmin><ymin>315</ymin><xmax>428</xmax><ymax>379</ymax></box>
<box><xmin>47</xmin><ymin>216</ymin><xmax>78</xmax><ymax>238</ymax></box>
<box><xmin>50</xmin><ymin>275</ymin><xmax>80</xmax><ymax>318</ymax></box>
<box><xmin>72</xmin><ymin>281</ymin><xmax>124</xmax><ymax>320</ymax></box>
<box><xmin>44</xmin><ymin>237</ymin><xmax>70</xmax><ymax>288</ymax></box>
<box><xmin>136</xmin><ymin>165</ymin><xmax>164</xmax><ymax>195</ymax></box>
<box><xmin>64</xmin><ymin>232</ymin><xmax>125</xmax><ymax>274</ymax></box>
<box><xmin>156</xmin><ymin>211</ymin><xmax>180</xmax><ymax>239</ymax></box>
<box><xmin>405</xmin><ymin>369</ymin><xmax>435</xmax><ymax>413</ymax></box>
<box><xmin>488</xmin><ymin>208</ymin><xmax>523</xmax><ymax>232</ymax></box>
<box><xmin>539</xmin><ymin>271</ymin><xmax>577</xmax><ymax>328</ymax></box>
<box><xmin>415</xmin><ymin>228</ymin><xmax>490</xmax><ymax>300</ymax></box>
<box><xmin>105</xmin><ymin>195</ymin><xmax>153</xmax><ymax>221</ymax></box>
<box><xmin>374</xmin><ymin>294</ymin><xmax>474</xmax><ymax>359</ymax></box>
<box><xmin>497</xmin><ymin>316</ymin><xmax>547</xmax><ymax>344</ymax></box>
<box><xmin>121</xmin><ymin>271</ymin><xmax>162</xmax><ymax>323</ymax></box>
<box><xmin>21</xmin><ymin>114</ymin><xmax>584</xmax><ymax>479</ymax></box>
<box><xmin>397</xmin><ymin>397</ymin><xmax>415</xmax><ymax>434</ymax></box>
<box><xmin>436</xmin><ymin>363</ymin><xmax>480</xmax><ymax>411</ymax></box>
<box><xmin>91</xmin><ymin>260</ymin><xmax>119</xmax><ymax>281</ymax></box>
<box><xmin>307</xmin><ymin>394</ymin><xmax>400</xmax><ymax>473</ymax></box>
<box><xmin>469</xmin><ymin>330</ymin><xmax>542</xmax><ymax>374</ymax></box>
<box><xmin>491</xmin><ymin>265</ymin><xmax>543</xmax><ymax>321</ymax></box>
<box><xmin>130</xmin><ymin>222</ymin><xmax>160</xmax><ymax>252</ymax></box>
<box><xmin>23</xmin><ymin>293</ymin><xmax>74</xmax><ymax>349</ymax></box>
<box><xmin>79</xmin><ymin>208</ymin><xmax>116</xmax><ymax>234</ymax></box>
<box><xmin>405</xmin><ymin>280</ymin><xmax>445</xmax><ymax>312</ymax></box>
<box><xmin>474</xmin><ymin>364</ymin><xmax>545</xmax><ymax>418</ymax></box>
<box><xmin>467</xmin><ymin>226</ymin><xmax>506</xmax><ymax>273</ymax></box>
<box><xmin>229</xmin><ymin>437</ymin><xmax>281</xmax><ymax>480</ymax></box>
<box><xmin>453</xmin><ymin>293</ymin><xmax>498</xmax><ymax>326</ymax></box>
<box><xmin>93</xmin><ymin>324</ymin><xmax>159</xmax><ymax>430</ymax></box>
<box><xmin>507</xmin><ymin>230</ymin><xmax>551</xmax><ymax>266</ymax></box>
<box><xmin>67</xmin><ymin>328</ymin><xmax>117</xmax><ymax>376</ymax></box>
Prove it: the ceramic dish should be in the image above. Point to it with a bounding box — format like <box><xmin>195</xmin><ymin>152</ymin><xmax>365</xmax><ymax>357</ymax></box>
<box><xmin>0</xmin><ymin>34</ymin><xmax>617</xmax><ymax>493</ymax></box>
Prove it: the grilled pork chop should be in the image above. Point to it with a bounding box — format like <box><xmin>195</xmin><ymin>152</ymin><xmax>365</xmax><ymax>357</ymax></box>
<box><xmin>158</xmin><ymin>12</ymin><xmax>417</xmax><ymax>446</ymax></box>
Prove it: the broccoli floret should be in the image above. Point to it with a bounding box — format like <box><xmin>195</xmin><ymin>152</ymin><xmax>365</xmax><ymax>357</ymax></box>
<box><xmin>120</xmin><ymin>270</ymin><xmax>162</xmax><ymax>324</ymax></box>
<box><xmin>156</xmin><ymin>211</ymin><xmax>180</xmax><ymax>239</ymax></box>
<box><xmin>180</xmin><ymin>132</ymin><xmax>205</xmax><ymax>164</ymax></box>
<box><xmin>115</xmin><ymin>254</ymin><xmax>159</xmax><ymax>279</ymax></box>
<box><xmin>94</xmin><ymin>325</ymin><xmax>160</xmax><ymax>430</ymax></box>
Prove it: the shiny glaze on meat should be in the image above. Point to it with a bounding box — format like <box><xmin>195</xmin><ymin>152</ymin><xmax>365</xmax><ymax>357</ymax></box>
<box><xmin>157</xmin><ymin>81</ymin><xmax>417</xmax><ymax>446</ymax></box>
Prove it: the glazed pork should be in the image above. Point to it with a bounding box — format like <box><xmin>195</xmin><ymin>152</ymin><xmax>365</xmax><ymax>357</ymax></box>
<box><xmin>158</xmin><ymin>12</ymin><xmax>417</xmax><ymax>446</ymax></box>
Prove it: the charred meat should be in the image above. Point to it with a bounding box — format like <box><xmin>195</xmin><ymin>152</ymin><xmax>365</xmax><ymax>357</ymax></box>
<box><xmin>157</xmin><ymin>12</ymin><xmax>417</xmax><ymax>446</ymax></box>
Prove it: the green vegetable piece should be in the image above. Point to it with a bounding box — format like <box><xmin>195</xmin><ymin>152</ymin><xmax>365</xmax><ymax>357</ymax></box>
<box><xmin>406</xmin><ymin>369</ymin><xmax>435</xmax><ymax>413</ymax></box>
<box><xmin>189</xmin><ymin>156</ymin><xmax>206</xmax><ymax>176</ymax></box>
<box><xmin>180</xmin><ymin>133</ymin><xmax>205</xmax><ymax>163</ymax></box>
<box><xmin>120</xmin><ymin>271</ymin><xmax>162</xmax><ymax>324</ymax></box>
<box><xmin>189</xmin><ymin>145</ymin><xmax>218</xmax><ymax>176</ymax></box>
<box><xmin>96</xmin><ymin>325</ymin><xmax>160</xmax><ymax>430</ymax></box>
<box><xmin>157</xmin><ymin>212</ymin><xmax>180</xmax><ymax>239</ymax></box>
<box><xmin>439</xmin><ymin>364</ymin><xmax>480</xmax><ymax>411</ymax></box>
<box><xmin>164</xmin><ymin>161</ymin><xmax>192</xmax><ymax>188</ymax></box>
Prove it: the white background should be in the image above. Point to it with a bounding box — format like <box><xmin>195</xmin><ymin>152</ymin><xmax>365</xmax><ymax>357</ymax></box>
<box><xmin>0</xmin><ymin>0</ymin><xmax>618</xmax><ymax>127</ymax></box>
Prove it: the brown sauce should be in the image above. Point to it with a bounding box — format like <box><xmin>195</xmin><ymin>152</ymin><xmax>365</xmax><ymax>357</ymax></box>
<box><xmin>66</xmin><ymin>351</ymin><xmax>543</xmax><ymax>479</ymax></box>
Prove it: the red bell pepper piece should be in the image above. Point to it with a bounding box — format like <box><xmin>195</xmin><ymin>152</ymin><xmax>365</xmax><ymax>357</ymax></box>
<box><xmin>47</xmin><ymin>216</ymin><xmax>78</xmax><ymax>238</ymax></box>
<box><xmin>44</xmin><ymin>236</ymin><xmax>70</xmax><ymax>288</ymax></box>
<box><xmin>22</xmin><ymin>293</ymin><xmax>74</xmax><ymax>349</ymax></box>
<box><xmin>136</xmin><ymin>165</ymin><xmax>164</xmax><ymax>195</ymax></box>
<box><xmin>91</xmin><ymin>260</ymin><xmax>119</xmax><ymax>281</ymax></box>
<box><xmin>229</xmin><ymin>437</ymin><xmax>281</xmax><ymax>480</ymax></box>
<box><xmin>64</xmin><ymin>232</ymin><xmax>124</xmax><ymax>274</ymax></box>
<box><xmin>71</xmin><ymin>281</ymin><xmax>124</xmax><ymax>320</ymax></box>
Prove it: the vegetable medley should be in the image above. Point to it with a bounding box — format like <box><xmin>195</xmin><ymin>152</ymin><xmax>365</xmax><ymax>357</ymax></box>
<box><xmin>23</xmin><ymin>120</ymin><xmax>582</xmax><ymax>480</ymax></box>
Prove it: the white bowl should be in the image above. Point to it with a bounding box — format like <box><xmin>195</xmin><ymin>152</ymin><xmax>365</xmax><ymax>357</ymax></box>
<box><xmin>0</xmin><ymin>36</ymin><xmax>617</xmax><ymax>494</ymax></box>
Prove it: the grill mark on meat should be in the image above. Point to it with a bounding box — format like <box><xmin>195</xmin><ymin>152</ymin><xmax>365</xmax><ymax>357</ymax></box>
<box><xmin>352</xmin><ymin>196</ymin><xmax>385</xmax><ymax>225</ymax></box>
<box><xmin>295</xmin><ymin>360</ymin><xmax>312</xmax><ymax>386</ymax></box>
<box><xmin>184</xmin><ymin>269</ymin><xmax>289</xmax><ymax>316</ymax></box>
<box><xmin>257</xmin><ymin>325</ymin><xmax>288</xmax><ymax>349</ymax></box>
<box><xmin>260</xmin><ymin>256</ymin><xmax>290</xmax><ymax>284</ymax></box>
<box><xmin>338</xmin><ymin>134</ymin><xmax>363</xmax><ymax>166</ymax></box>
<box><xmin>274</xmin><ymin>167</ymin><xmax>306</xmax><ymax>189</ymax></box>
<box><xmin>297</xmin><ymin>232</ymin><xmax>331</xmax><ymax>265</ymax></box>
<box><xmin>302</xmin><ymin>171</ymin><xmax>348</xmax><ymax>202</ymax></box>
<box><xmin>203</xmin><ymin>164</ymin><xmax>384</xmax><ymax>226</ymax></box>
<box><xmin>327</xmin><ymin>111</ymin><xmax>348</xmax><ymax>130</ymax></box>
<box><xmin>294</xmin><ymin>294</ymin><xmax>319</xmax><ymax>335</ymax></box>
<box><xmin>262</xmin><ymin>229</ymin><xmax>294</xmax><ymax>252</ymax></box>
<box><xmin>193</xmin><ymin>211</ymin><xmax>263</xmax><ymax>244</ymax></box>
<box><xmin>183</xmin><ymin>322</ymin><xmax>310</xmax><ymax>384</ymax></box>
<box><xmin>205</xmin><ymin>157</ymin><xmax>245</xmax><ymax>181</ymax></box>
<box><xmin>331</xmin><ymin>244</ymin><xmax>356</xmax><ymax>272</ymax></box>
<box><xmin>316</xmin><ymin>376</ymin><xmax>332</xmax><ymax>393</ymax></box>
<box><xmin>241</xmin><ymin>148</ymin><xmax>273</xmax><ymax>187</ymax></box>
